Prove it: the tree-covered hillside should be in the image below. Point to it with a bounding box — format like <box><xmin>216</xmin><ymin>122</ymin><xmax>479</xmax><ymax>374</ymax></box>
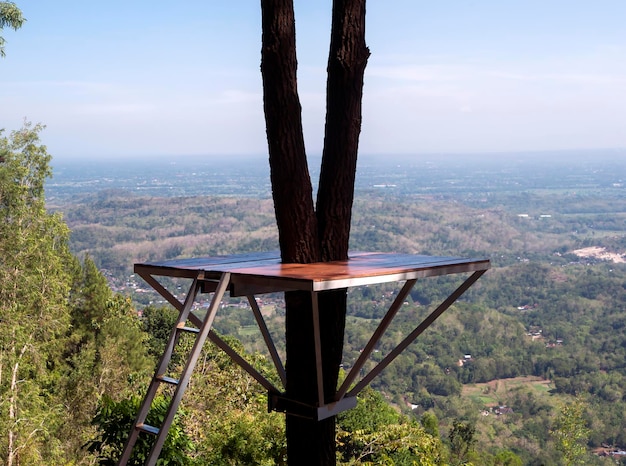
<box><xmin>46</xmin><ymin>169</ymin><xmax>626</xmax><ymax>464</ymax></box>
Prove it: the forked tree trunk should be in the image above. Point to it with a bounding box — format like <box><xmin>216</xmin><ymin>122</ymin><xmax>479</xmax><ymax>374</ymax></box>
<box><xmin>261</xmin><ymin>0</ymin><xmax>368</xmax><ymax>464</ymax></box>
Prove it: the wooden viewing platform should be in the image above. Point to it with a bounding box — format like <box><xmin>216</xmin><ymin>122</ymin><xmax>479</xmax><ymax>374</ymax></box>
<box><xmin>136</xmin><ymin>251</ymin><xmax>489</xmax><ymax>293</ymax></box>
<box><xmin>121</xmin><ymin>251</ymin><xmax>490</xmax><ymax>465</ymax></box>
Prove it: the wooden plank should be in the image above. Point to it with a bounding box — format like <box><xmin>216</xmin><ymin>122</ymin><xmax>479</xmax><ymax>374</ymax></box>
<box><xmin>229</xmin><ymin>255</ymin><xmax>489</xmax><ymax>293</ymax></box>
<box><xmin>135</xmin><ymin>252</ymin><xmax>490</xmax><ymax>294</ymax></box>
<box><xmin>134</xmin><ymin>251</ymin><xmax>281</xmax><ymax>278</ymax></box>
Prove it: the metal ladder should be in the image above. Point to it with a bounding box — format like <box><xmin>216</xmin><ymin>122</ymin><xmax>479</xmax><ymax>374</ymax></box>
<box><xmin>118</xmin><ymin>272</ymin><xmax>231</xmax><ymax>465</ymax></box>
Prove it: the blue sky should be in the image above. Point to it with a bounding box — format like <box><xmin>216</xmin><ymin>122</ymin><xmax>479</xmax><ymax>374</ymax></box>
<box><xmin>1</xmin><ymin>1</ymin><xmax>625</xmax><ymax>159</ymax></box>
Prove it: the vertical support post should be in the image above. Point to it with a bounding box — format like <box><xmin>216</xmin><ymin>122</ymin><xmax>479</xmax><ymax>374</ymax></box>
<box><xmin>310</xmin><ymin>291</ymin><xmax>325</xmax><ymax>407</ymax></box>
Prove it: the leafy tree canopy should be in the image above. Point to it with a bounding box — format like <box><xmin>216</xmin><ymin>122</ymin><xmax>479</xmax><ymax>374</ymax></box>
<box><xmin>0</xmin><ymin>1</ymin><xmax>24</xmax><ymax>57</ymax></box>
<box><xmin>0</xmin><ymin>122</ymin><xmax>73</xmax><ymax>464</ymax></box>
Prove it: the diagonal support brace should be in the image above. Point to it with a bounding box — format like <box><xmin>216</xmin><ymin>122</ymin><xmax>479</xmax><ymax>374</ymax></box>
<box><xmin>346</xmin><ymin>270</ymin><xmax>487</xmax><ymax>398</ymax></box>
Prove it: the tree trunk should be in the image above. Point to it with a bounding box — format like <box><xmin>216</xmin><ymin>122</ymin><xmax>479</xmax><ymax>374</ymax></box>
<box><xmin>261</xmin><ymin>0</ymin><xmax>368</xmax><ymax>464</ymax></box>
<box><xmin>7</xmin><ymin>341</ymin><xmax>30</xmax><ymax>466</ymax></box>
<box><xmin>317</xmin><ymin>0</ymin><xmax>369</xmax><ymax>262</ymax></box>
<box><xmin>260</xmin><ymin>0</ymin><xmax>319</xmax><ymax>265</ymax></box>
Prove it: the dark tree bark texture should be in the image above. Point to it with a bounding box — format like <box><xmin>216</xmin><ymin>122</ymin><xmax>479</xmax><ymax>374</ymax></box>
<box><xmin>317</xmin><ymin>0</ymin><xmax>369</xmax><ymax>262</ymax></box>
<box><xmin>261</xmin><ymin>0</ymin><xmax>319</xmax><ymax>264</ymax></box>
<box><xmin>261</xmin><ymin>0</ymin><xmax>369</xmax><ymax>464</ymax></box>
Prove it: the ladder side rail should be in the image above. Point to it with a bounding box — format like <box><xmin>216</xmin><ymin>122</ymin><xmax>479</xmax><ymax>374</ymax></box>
<box><xmin>335</xmin><ymin>279</ymin><xmax>417</xmax><ymax>401</ymax></box>
<box><xmin>247</xmin><ymin>295</ymin><xmax>287</xmax><ymax>389</ymax></box>
<box><xmin>153</xmin><ymin>277</ymin><xmax>202</xmax><ymax>380</ymax></box>
<box><xmin>145</xmin><ymin>272</ymin><xmax>231</xmax><ymax>465</ymax></box>
<box><xmin>118</xmin><ymin>277</ymin><xmax>200</xmax><ymax>466</ymax></box>
<box><xmin>347</xmin><ymin>270</ymin><xmax>486</xmax><ymax>398</ymax></box>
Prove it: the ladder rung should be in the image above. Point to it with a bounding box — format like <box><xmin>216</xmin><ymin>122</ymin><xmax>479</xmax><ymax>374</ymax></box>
<box><xmin>137</xmin><ymin>423</ymin><xmax>159</xmax><ymax>435</ymax></box>
<box><xmin>156</xmin><ymin>375</ymin><xmax>179</xmax><ymax>385</ymax></box>
<box><xmin>177</xmin><ymin>324</ymin><xmax>200</xmax><ymax>334</ymax></box>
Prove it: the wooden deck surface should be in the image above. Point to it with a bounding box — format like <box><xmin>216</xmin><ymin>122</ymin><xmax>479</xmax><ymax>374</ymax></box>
<box><xmin>135</xmin><ymin>252</ymin><xmax>490</xmax><ymax>293</ymax></box>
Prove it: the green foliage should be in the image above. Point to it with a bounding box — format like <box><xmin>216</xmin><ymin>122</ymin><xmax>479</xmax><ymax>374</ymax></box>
<box><xmin>339</xmin><ymin>387</ymin><xmax>400</xmax><ymax>434</ymax></box>
<box><xmin>550</xmin><ymin>396</ymin><xmax>591</xmax><ymax>465</ymax></box>
<box><xmin>492</xmin><ymin>450</ymin><xmax>523</xmax><ymax>466</ymax></box>
<box><xmin>58</xmin><ymin>255</ymin><xmax>152</xmax><ymax>460</ymax></box>
<box><xmin>182</xmin><ymin>333</ymin><xmax>286</xmax><ymax>464</ymax></box>
<box><xmin>142</xmin><ymin>305</ymin><xmax>179</xmax><ymax>359</ymax></box>
<box><xmin>337</xmin><ymin>422</ymin><xmax>446</xmax><ymax>466</ymax></box>
<box><xmin>0</xmin><ymin>123</ymin><xmax>153</xmax><ymax>462</ymax></box>
<box><xmin>199</xmin><ymin>411</ymin><xmax>286</xmax><ymax>465</ymax></box>
<box><xmin>337</xmin><ymin>387</ymin><xmax>446</xmax><ymax>465</ymax></box>
<box><xmin>421</xmin><ymin>412</ymin><xmax>440</xmax><ymax>438</ymax></box>
<box><xmin>0</xmin><ymin>122</ymin><xmax>74</xmax><ymax>463</ymax></box>
<box><xmin>0</xmin><ymin>1</ymin><xmax>24</xmax><ymax>57</ymax></box>
<box><xmin>448</xmin><ymin>420</ymin><xmax>477</xmax><ymax>465</ymax></box>
<box><xmin>65</xmin><ymin>257</ymin><xmax>151</xmax><ymax>391</ymax></box>
<box><xmin>87</xmin><ymin>394</ymin><xmax>193</xmax><ymax>465</ymax></box>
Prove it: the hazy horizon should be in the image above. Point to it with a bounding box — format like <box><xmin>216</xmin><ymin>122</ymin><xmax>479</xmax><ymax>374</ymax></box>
<box><xmin>46</xmin><ymin>147</ymin><xmax>625</xmax><ymax>203</ymax></box>
<box><xmin>49</xmin><ymin>147</ymin><xmax>626</xmax><ymax>165</ymax></box>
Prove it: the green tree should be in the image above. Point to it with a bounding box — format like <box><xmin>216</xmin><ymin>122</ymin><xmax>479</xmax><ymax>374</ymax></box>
<box><xmin>184</xmin><ymin>335</ymin><xmax>286</xmax><ymax>464</ymax></box>
<box><xmin>448</xmin><ymin>420</ymin><xmax>477</xmax><ymax>465</ymax></box>
<box><xmin>550</xmin><ymin>397</ymin><xmax>591</xmax><ymax>466</ymax></box>
<box><xmin>88</xmin><ymin>394</ymin><xmax>193</xmax><ymax>466</ymax></box>
<box><xmin>200</xmin><ymin>410</ymin><xmax>286</xmax><ymax>466</ymax></box>
<box><xmin>0</xmin><ymin>1</ymin><xmax>24</xmax><ymax>57</ymax></box>
<box><xmin>0</xmin><ymin>123</ymin><xmax>74</xmax><ymax>464</ymax></box>
<box><xmin>338</xmin><ymin>387</ymin><xmax>399</xmax><ymax>435</ymax></box>
<box><xmin>421</xmin><ymin>412</ymin><xmax>440</xmax><ymax>439</ymax></box>
<box><xmin>493</xmin><ymin>450</ymin><xmax>523</xmax><ymax>466</ymax></box>
<box><xmin>337</xmin><ymin>387</ymin><xmax>445</xmax><ymax>465</ymax></box>
<box><xmin>60</xmin><ymin>256</ymin><xmax>152</xmax><ymax>459</ymax></box>
<box><xmin>141</xmin><ymin>305</ymin><xmax>178</xmax><ymax>360</ymax></box>
<box><xmin>0</xmin><ymin>122</ymin><xmax>154</xmax><ymax>464</ymax></box>
<box><xmin>69</xmin><ymin>256</ymin><xmax>151</xmax><ymax>394</ymax></box>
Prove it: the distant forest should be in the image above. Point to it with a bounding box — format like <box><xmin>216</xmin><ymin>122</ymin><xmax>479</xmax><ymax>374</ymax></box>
<box><xmin>43</xmin><ymin>152</ymin><xmax>626</xmax><ymax>465</ymax></box>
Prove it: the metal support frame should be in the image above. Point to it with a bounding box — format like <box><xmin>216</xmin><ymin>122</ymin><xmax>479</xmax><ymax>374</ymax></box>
<box><xmin>293</xmin><ymin>271</ymin><xmax>486</xmax><ymax>416</ymax></box>
<box><xmin>248</xmin><ymin>295</ymin><xmax>287</xmax><ymax>388</ymax></box>
<box><xmin>121</xmin><ymin>252</ymin><xmax>489</xmax><ymax>463</ymax></box>
<box><xmin>265</xmin><ymin>271</ymin><xmax>487</xmax><ymax>420</ymax></box>
<box><xmin>310</xmin><ymin>291</ymin><xmax>325</xmax><ymax>409</ymax></box>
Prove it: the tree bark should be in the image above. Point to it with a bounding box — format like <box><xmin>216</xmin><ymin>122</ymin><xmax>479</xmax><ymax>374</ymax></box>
<box><xmin>317</xmin><ymin>0</ymin><xmax>369</xmax><ymax>262</ymax></box>
<box><xmin>261</xmin><ymin>0</ymin><xmax>368</xmax><ymax>464</ymax></box>
<box><xmin>261</xmin><ymin>0</ymin><xmax>319</xmax><ymax>264</ymax></box>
